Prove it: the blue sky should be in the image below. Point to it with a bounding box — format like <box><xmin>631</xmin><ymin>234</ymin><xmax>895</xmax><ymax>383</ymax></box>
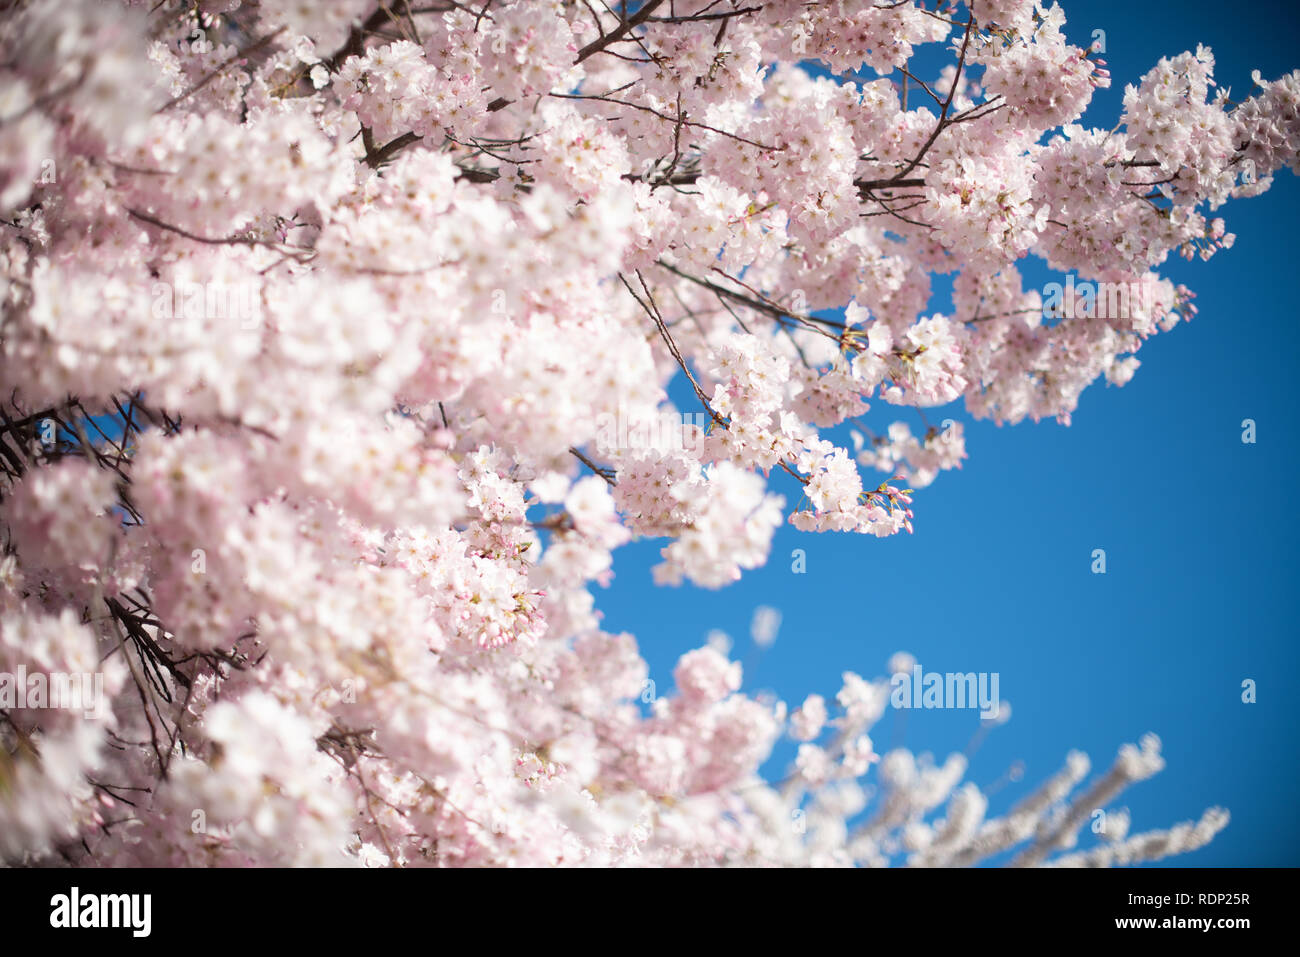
<box><xmin>595</xmin><ymin>0</ymin><xmax>1300</xmax><ymax>865</ymax></box>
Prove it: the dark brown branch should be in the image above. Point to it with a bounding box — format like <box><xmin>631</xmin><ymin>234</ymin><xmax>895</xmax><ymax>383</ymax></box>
<box><xmin>569</xmin><ymin>447</ymin><xmax>616</xmax><ymax>486</ymax></box>
<box><xmin>575</xmin><ymin>0</ymin><xmax>667</xmax><ymax>63</ymax></box>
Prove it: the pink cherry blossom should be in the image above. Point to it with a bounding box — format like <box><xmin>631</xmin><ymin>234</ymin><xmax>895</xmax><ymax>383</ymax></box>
<box><xmin>0</xmin><ymin>0</ymin><xmax>1285</xmax><ymax>868</ymax></box>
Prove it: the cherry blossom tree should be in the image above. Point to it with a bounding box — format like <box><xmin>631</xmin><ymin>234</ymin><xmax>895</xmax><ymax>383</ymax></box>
<box><xmin>0</xmin><ymin>0</ymin><xmax>1294</xmax><ymax>867</ymax></box>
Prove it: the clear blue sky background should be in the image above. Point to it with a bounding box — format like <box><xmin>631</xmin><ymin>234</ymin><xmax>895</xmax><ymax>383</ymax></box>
<box><xmin>595</xmin><ymin>0</ymin><xmax>1300</xmax><ymax>865</ymax></box>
